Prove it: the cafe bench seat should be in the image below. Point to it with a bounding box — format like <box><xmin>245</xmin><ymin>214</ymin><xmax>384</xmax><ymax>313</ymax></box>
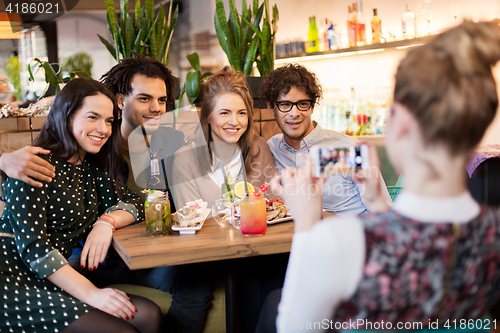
<box><xmin>108</xmin><ymin>284</ymin><xmax>226</xmax><ymax>333</ymax></box>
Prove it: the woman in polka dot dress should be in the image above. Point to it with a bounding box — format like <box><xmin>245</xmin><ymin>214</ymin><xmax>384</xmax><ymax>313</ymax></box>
<box><xmin>0</xmin><ymin>78</ymin><xmax>161</xmax><ymax>333</ymax></box>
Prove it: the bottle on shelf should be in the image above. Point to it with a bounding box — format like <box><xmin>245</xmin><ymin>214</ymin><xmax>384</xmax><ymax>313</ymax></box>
<box><xmin>307</xmin><ymin>16</ymin><xmax>320</xmax><ymax>53</ymax></box>
<box><xmin>371</xmin><ymin>8</ymin><xmax>382</xmax><ymax>44</ymax></box>
<box><xmin>327</xmin><ymin>22</ymin><xmax>339</xmax><ymax>50</ymax></box>
<box><xmin>366</xmin><ymin>115</ymin><xmax>373</xmax><ymax>135</ymax></box>
<box><xmin>320</xmin><ymin>18</ymin><xmax>329</xmax><ymax>52</ymax></box>
<box><xmin>347</xmin><ymin>5</ymin><xmax>356</xmax><ymax>47</ymax></box>
<box><xmin>401</xmin><ymin>4</ymin><xmax>416</xmax><ymax>39</ymax></box>
<box><xmin>345</xmin><ymin>111</ymin><xmax>354</xmax><ymax>136</ymax></box>
<box><xmin>355</xmin><ymin>1</ymin><xmax>366</xmax><ymax>46</ymax></box>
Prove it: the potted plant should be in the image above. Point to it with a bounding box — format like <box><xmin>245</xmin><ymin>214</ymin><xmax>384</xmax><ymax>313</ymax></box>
<box><xmin>5</xmin><ymin>52</ymin><xmax>21</xmax><ymax>101</ymax></box>
<box><xmin>61</xmin><ymin>52</ymin><xmax>93</xmax><ymax>78</ymax></box>
<box><xmin>214</xmin><ymin>0</ymin><xmax>278</xmax><ymax>107</ymax></box>
<box><xmin>98</xmin><ymin>0</ymin><xmax>178</xmax><ymax>66</ymax></box>
<box><xmin>177</xmin><ymin>52</ymin><xmax>212</xmax><ymax>111</ymax></box>
<box><xmin>27</xmin><ymin>58</ymin><xmax>90</xmax><ymax>95</ymax></box>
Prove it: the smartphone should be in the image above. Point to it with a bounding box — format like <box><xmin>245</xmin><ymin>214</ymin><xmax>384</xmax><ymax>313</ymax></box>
<box><xmin>310</xmin><ymin>145</ymin><xmax>369</xmax><ymax>177</ymax></box>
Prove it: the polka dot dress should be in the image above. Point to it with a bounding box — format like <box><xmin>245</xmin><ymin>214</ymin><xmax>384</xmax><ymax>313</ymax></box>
<box><xmin>0</xmin><ymin>154</ymin><xmax>143</xmax><ymax>332</ymax></box>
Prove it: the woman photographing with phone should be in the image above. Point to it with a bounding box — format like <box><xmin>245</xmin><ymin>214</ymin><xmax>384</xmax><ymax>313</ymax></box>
<box><xmin>265</xmin><ymin>20</ymin><xmax>500</xmax><ymax>332</ymax></box>
<box><xmin>0</xmin><ymin>78</ymin><xmax>160</xmax><ymax>333</ymax></box>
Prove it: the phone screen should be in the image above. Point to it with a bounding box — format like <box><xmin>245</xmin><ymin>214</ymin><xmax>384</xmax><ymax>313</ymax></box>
<box><xmin>311</xmin><ymin>145</ymin><xmax>368</xmax><ymax>177</ymax></box>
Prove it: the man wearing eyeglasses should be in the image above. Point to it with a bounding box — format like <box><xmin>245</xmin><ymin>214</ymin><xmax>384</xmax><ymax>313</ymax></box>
<box><xmin>261</xmin><ymin>63</ymin><xmax>368</xmax><ymax>217</ymax></box>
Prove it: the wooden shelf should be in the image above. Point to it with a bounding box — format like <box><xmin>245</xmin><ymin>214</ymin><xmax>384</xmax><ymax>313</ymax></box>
<box><xmin>275</xmin><ymin>35</ymin><xmax>435</xmax><ymax>61</ymax></box>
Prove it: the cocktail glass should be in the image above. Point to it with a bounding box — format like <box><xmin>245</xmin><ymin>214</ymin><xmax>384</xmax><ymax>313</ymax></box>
<box><xmin>212</xmin><ymin>198</ymin><xmax>234</xmax><ymax>228</ymax></box>
<box><xmin>234</xmin><ymin>192</ymin><xmax>267</xmax><ymax>235</ymax></box>
<box><xmin>145</xmin><ymin>191</ymin><xmax>171</xmax><ymax>236</ymax></box>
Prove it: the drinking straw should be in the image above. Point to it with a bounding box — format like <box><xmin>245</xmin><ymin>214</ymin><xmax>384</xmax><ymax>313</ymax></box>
<box><xmin>242</xmin><ymin>147</ymin><xmax>251</xmax><ymax>197</ymax></box>
<box><xmin>220</xmin><ymin>163</ymin><xmax>233</xmax><ymax>201</ymax></box>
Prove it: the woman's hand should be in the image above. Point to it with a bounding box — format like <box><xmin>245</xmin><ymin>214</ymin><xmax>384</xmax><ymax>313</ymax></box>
<box><xmin>352</xmin><ymin>141</ymin><xmax>391</xmax><ymax>212</ymax></box>
<box><xmin>270</xmin><ymin>156</ymin><xmax>324</xmax><ymax>233</ymax></box>
<box><xmin>80</xmin><ymin>223</ymin><xmax>113</xmax><ymax>270</ymax></box>
<box><xmin>86</xmin><ymin>288</ymin><xmax>137</xmax><ymax>320</ymax></box>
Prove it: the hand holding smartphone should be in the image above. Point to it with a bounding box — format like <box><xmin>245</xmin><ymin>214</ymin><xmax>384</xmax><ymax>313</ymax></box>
<box><xmin>309</xmin><ymin>145</ymin><xmax>369</xmax><ymax>178</ymax></box>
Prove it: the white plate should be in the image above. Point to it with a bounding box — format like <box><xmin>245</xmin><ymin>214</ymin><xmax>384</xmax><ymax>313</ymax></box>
<box><xmin>267</xmin><ymin>212</ymin><xmax>293</xmax><ymax>225</ymax></box>
<box><xmin>172</xmin><ymin>208</ymin><xmax>211</xmax><ymax>235</ymax></box>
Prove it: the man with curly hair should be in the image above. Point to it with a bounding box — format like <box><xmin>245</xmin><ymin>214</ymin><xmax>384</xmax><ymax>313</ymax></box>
<box><xmin>261</xmin><ymin>64</ymin><xmax>369</xmax><ymax>216</ymax></box>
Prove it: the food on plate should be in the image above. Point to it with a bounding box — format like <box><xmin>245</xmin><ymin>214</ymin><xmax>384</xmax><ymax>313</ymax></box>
<box><xmin>186</xmin><ymin>199</ymin><xmax>208</xmax><ymax>213</ymax></box>
<box><xmin>265</xmin><ymin>198</ymin><xmax>288</xmax><ymax>221</ymax></box>
<box><xmin>266</xmin><ymin>209</ymin><xmax>279</xmax><ymax>221</ymax></box>
<box><xmin>174</xmin><ymin>199</ymin><xmax>209</xmax><ymax>227</ymax></box>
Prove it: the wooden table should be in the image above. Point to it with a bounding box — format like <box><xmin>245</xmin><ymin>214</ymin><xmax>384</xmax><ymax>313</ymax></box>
<box><xmin>112</xmin><ymin>213</ymin><xmax>334</xmax><ymax>332</ymax></box>
<box><xmin>112</xmin><ymin>217</ymin><xmax>295</xmax><ymax>270</ymax></box>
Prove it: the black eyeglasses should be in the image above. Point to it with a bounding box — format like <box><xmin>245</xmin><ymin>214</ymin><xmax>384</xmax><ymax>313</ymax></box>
<box><xmin>274</xmin><ymin>100</ymin><xmax>314</xmax><ymax>112</ymax></box>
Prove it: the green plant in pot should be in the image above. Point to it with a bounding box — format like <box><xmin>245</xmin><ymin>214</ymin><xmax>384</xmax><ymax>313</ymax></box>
<box><xmin>214</xmin><ymin>0</ymin><xmax>278</xmax><ymax>77</ymax></box>
<box><xmin>5</xmin><ymin>54</ymin><xmax>21</xmax><ymax>101</ymax></box>
<box><xmin>176</xmin><ymin>52</ymin><xmax>212</xmax><ymax>114</ymax></box>
<box><xmin>61</xmin><ymin>52</ymin><xmax>93</xmax><ymax>78</ymax></box>
<box><xmin>98</xmin><ymin>0</ymin><xmax>178</xmax><ymax>66</ymax></box>
<box><xmin>27</xmin><ymin>58</ymin><xmax>90</xmax><ymax>95</ymax></box>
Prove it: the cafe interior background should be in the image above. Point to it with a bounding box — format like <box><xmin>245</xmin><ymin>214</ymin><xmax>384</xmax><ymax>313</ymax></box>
<box><xmin>0</xmin><ymin>0</ymin><xmax>498</xmax><ymax>160</ymax></box>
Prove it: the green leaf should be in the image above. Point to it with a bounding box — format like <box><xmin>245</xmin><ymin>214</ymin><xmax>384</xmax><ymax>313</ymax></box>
<box><xmin>116</xmin><ymin>24</ymin><xmax>127</xmax><ymax>58</ymax></box>
<box><xmin>241</xmin><ymin>8</ymin><xmax>253</xmax><ymax>50</ymax></box>
<box><xmin>214</xmin><ymin>0</ymin><xmax>236</xmax><ymax>69</ymax></box>
<box><xmin>145</xmin><ymin>0</ymin><xmax>154</xmax><ymax>21</ymax></box>
<box><xmin>253</xmin><ymin>3</ymin><xmax>264</xmax><ymax>29</ymax></box>
<box><xmin>242</xmin><ymin>16</ymin><xmax>259</xmax><ymax>35</ymax></box>
<box><xmin>112</xmin><ymin>30</ymin><xmax>120</xmax><ymax>61</ymax></box>
<box><xmin>150</xmin><ymin>29</ymin><xmax>157</xmax><ymax>58</ymax></box>
<box><xmin>264</xmin><ymin>0</ymin><xmax>270</xmax><ymax>23</ymax></box>
<box><xmin>186</xmin><ymin>53</ymin><xmax>201</xmax><ymax>72</ymax></box>
<box><xmin>260</xmin><ymin>17</ymin><xmax>271</xmax><ymax>57</ymax></box>
<box><xmin>185</xmin><ymin>71</ymin><xmax>201</xmax><ymax>104</ymax></box>
<box><xmin>98</xmin><ymin>34</ymin><xmax>118</xmax><ymax>62</ymax></box>
<box><xmin>156</xmin><ymin>5</ymin><xmax>165</xmax><ymax>42</ymax></box>
<box><xmin>228</xmin><ymin>0</ymin><xmax>242</xmax><ymax>70</ymax></box>
<box><xmin>27</xmin><ymin>59</ymin><xmax>40</xmax><ymax>82</ymax></box>
<box><xmin>125</xmin><ymin>12</ymin><xmax>135</xmax><ymax>58</ymax></box>
<box><xmin>135</xmin><ymin>7</ymin><xmax>145</xmax><ymax>31</ymax></box>
<box><xmin>200</xmin><ymin>72</ymin><xmax>213</xmax><ymax>80</ymax></box>
<box><xmin>120</xmin><ymin>0</ymin><xmax>128</xmax><ymax>20</ymax></box>
<box><xmin>135</xmin><ymin>0</ymin><xmax>141</xmax><ymax>20</ymax></box>
<box><xmin>164</xmin><ymin>4</ymin><xmax>179</xmax><ymax>66</ymax></box>
<box><xmin>243</xmin><ymin>35</ymin><xmax>259</xmax><ymax>76</ymax></box>
<box><xmin>133</xmin><ymin>17</ymin><xmax>148</xmax><ymax>53</ymax></box>
<box><xmin>104</xmin><ymin>0</ymin><xmax>118</xmax><ymax>36</ymax></box>
<box><xmin>41</xmin><ymin>62</ymin><xmax>59</xmax><ymax>87</ymax></box>
<box><xmin>272</xmin><ymin>4</ymin><xmax>279</xmax><ymax>34</ymax></box>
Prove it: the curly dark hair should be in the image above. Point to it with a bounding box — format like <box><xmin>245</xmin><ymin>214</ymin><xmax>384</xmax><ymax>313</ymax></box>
<box><xmin>100</xmin><ymin>54</ymin><xmax>177</xmax><ymax>106</ymax></box>
<box><xmin>260</xmin><ymin>64</ymin><xmax>323</xmax><ymax>105</ymax></box>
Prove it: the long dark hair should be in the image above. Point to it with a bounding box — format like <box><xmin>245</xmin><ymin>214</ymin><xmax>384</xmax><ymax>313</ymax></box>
<box><xmin>32</xmin><ymin>78</ymin><xmax>125</xmax><ymax>197</ymax></box>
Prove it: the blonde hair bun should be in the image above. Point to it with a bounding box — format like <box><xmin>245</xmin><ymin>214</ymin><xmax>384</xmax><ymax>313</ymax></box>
<box><xmin>435</xmin><ymin>20</ymin><xmax>500</xmax><ymax>76</ymax></box>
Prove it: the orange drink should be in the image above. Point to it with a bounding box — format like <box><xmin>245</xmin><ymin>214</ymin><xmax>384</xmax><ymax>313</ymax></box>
<box><xmin>239</xmin><ymin>192</ymin><xmax>267</xmax><ymax>235</ymax></box>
